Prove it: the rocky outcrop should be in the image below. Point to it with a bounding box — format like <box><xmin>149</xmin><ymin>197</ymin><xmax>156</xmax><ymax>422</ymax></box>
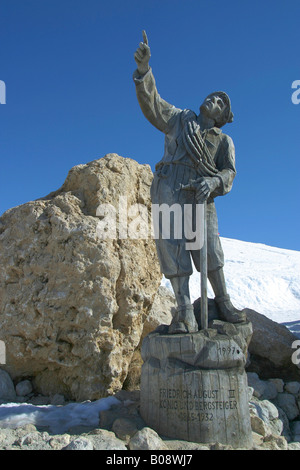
<box><xmin>0</xmin><ymin>154</ymin><xmax>161</xmax><ymax>401</ymax></box>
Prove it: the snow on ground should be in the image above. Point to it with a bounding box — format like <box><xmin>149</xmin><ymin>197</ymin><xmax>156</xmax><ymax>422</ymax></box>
<box><xmin>0</xmin><ymin>396</ymin><xmax>120</xmax><ymax>434</ymax></box>
<box><xmin>162</xmin><ymin>237</ymin><xmax>300</xmax><ymax>338</ymax></box>
<box><xmin>1</xmin><ymin>238</ymin><xmax>299</xmax><ymax>431</ymax></box>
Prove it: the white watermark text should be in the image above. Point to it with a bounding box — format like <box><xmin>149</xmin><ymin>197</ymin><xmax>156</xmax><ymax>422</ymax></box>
<box><xmin>291</xmin><ymin>80</ymin><xmax>300</xmax><ymax>105</ymax></box>
<box><xmin>292</xmin><ymin>340</ymin><xmax>300</xmax><ymax>365</ymax></box>
<box><xmin>96</xmin><ymin>197</ymin><xmax>204</xmax><ymax>250</ymax></box>
<box><xmin>0</xmin><ymin>340</ymin><xmax>6</xmax><ymax>364</ymax></box>
<box><xmin>0</xmin><ymin>80</ymin><xmax>6</xmax><ymax>104</ymax></box>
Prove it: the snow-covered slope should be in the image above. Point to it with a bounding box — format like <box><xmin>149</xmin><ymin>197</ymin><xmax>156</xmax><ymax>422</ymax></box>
<box><xmin>162</xmin><ymin>237</ymin><xmax>300</xmax><ymax>338</ymax></box>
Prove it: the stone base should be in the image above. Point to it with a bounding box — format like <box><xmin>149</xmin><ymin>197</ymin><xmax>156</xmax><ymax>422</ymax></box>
<box><xmin>140</xmin><ymin>321</ymin><xmax>253</xmax><ymax>449</ymax></box>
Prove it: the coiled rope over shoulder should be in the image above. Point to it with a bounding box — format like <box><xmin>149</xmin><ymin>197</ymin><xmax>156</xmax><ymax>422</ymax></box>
<box><xmin>181</xmin><ymin>111</ymin><xmax>219</xmax><ymax>177</ymax></box>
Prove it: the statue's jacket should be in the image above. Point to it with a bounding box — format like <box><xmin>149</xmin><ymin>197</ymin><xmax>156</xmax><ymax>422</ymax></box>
<box><xmin>133</xmin><ymin>68</ymin><xmax>236</xmax><ymax>279</ymax></box>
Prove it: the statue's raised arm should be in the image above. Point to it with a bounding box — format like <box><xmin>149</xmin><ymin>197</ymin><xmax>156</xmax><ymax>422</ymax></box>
<box><xmin>133</xmin><ymin>31</ymin><xmax>180</xmax><ymax>134</ymax></box>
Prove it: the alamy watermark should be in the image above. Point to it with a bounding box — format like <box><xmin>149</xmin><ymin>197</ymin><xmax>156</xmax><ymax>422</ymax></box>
<box><xmin>291</xmin><ymin>80</ymin><xmax>300</xmax><ymax>105</ymax></box>
<box><xmin>0</xmin><ymin>340</ymin><xmax>6</xmax><ymax>364</ymax></box>
<box><xmin>0</xmin><ymin>80</ymin><xmax>6</xmax><ymax>104</ymax></box>
<box><xmin>96</xmin><ymin>196</ymin><xmax>205</xmax><ymax>250</ymax></box>
<box><xmin>292</xmin><ymin>340</ymin><xmax>300</xmax><ymax>365</ymax></box>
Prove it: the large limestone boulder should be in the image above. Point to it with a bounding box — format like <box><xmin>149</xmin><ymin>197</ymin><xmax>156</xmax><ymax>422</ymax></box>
<box><xmin>245</xmin><ymin>309</ymin><xmax>300</xmax><ymax>381</ymax></box>
<box><xmin>0</xmin><ymin>154</ymin><xmax>161</xmax><ymax>401</ymax></box>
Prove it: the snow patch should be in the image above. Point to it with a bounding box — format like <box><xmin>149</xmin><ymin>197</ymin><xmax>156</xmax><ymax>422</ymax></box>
<box><xmin>0</xmin><ymin>397</ymin><xmax>120</xmax><ymax>434</ymax></box>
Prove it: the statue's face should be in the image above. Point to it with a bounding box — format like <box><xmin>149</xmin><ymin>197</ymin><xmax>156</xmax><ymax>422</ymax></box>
<box><xmin>200</xmin><ymin>94</ymin><xmax>226</xmax><ymax>122</ymax></box>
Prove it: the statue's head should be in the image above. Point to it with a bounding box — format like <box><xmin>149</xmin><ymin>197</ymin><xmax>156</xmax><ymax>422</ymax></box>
<box><xmin>200</xmin><ymin>92</ymin><xmax>234</xmax><ymax>128</ymax></box>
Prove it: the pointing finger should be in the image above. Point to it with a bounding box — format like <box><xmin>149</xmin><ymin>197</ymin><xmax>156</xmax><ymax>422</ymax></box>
<box><xmin>142</xmin><ymin>30</ymin><xmax>149</xmax><ymax>46</ymax></box>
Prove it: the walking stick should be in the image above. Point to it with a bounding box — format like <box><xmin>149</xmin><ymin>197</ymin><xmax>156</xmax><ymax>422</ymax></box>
<box><xmin>180</xmin><ymin>181</ymin><xmax>209</xmax><ymax>330</ymax></box>
<box><xmin>200</xmin><ymin>201</ymin><xmax>208</xmax><ymax>330</ymax></box>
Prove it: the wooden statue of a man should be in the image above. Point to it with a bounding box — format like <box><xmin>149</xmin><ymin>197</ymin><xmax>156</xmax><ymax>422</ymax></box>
<box><xmin>133</xmin><ymin>31</ymin><xmax>246</xmax><ymax>334</ymax></box>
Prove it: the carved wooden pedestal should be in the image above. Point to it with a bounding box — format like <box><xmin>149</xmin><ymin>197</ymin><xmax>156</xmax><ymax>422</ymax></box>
<box><xmin>140</xmin><ymin>320</ymin><xmax>253</xmax><ymax>449</ymax></box>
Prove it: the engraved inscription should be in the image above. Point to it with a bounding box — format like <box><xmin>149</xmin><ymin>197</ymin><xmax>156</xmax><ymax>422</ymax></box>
<box><xmin>217</xmin><ymin>346</ymin><xmax>240</xmax><ymax>356</ymax></box>
<box><xmin>159</xmin><ymin>388</ymin><xmax>238</xmax><ymax>422</ymax></box>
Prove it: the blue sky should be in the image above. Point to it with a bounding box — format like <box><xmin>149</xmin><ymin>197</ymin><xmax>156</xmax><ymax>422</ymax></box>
<box><xmin>1</xmin><ymin>0</ymin><xmax>300</xmax><ymax>251</ymax></box>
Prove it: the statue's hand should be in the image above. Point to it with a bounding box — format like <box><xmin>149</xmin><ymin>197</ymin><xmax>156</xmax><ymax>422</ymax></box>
<box><xmin>195</xmin><ymin>177</ymin><xmax>219</xmax><ymax>203</ymax></box>
<box><xmin>134</xmin><ymin>30</ymin><xmax>151</xmax><ymax>75</ymax></box>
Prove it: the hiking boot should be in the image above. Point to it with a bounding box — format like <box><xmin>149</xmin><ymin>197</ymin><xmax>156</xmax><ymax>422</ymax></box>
<box><xmin>168</xmin><ymin>305</ymin><xmax>199</xmax><ymax>334</ymax></box>
<box><xmin>215</xmin><ymin>295</ymin><xmax>247</xmax><ymax>324</ymax></box>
